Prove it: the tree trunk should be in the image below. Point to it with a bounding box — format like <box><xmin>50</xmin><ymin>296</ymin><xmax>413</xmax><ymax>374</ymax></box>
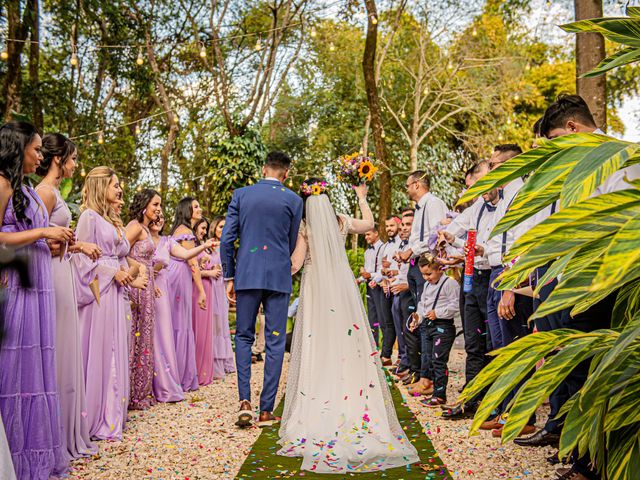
<box><xmin>2</xmin><ymin>0</ymin><xmax>32</xmax><ymax>120</ymax></box>
<box><xmin>28</xmin><ymin>0</ymin><xmax>43</xmax><ymax>130</ymax></box>
<box><xmin>409</xmin><ymin>142</ymin><xmax>418</xmax><ymax>172</ymax></box>
<box><xmin>363</xmin><ymin>0</ymin><xmax>391</xmax><ymax>237</ymax></box>
<box><xmin>575</xmin><ymin>0</ymin><xmax>606</xmax><ymax>130</ymax></box>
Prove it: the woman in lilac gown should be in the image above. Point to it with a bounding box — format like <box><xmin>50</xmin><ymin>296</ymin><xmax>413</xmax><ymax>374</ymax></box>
<box><xmin>72</xmin><ymin>167</ymin><xmax>133</xmax><ymax>441</ymax></box>
<box><xmin>35</xmin><ymin>133</ymin><xmax>99</xmax><ymax>459</ymax></box>
<box><xmin>192</xmin><ymin>218</ymin><xmax>216</xmax><ymax>385</ymax></box>
<box><xmin>167</xmin><ymin>197</ymin><xmax>208</xmax><ymax>391</ymax></box>
<box><xmin>209</xmin><ymin>216</ymin><xmax>236</xmax><ymax>378</ymax></box>
<box><xmin>150</xmin><ymin>213</ymin><xmax>214</xmax><ymax>400</ymax></box>
<box><xmin>125</xmin><ymin>189</ymin><xmax>162</xmax><ymax>410</ymax></box>
<box><xmin>0</xmin><ymin>121</ymin><xmax>73</xmax><ymax>479</ymax></box>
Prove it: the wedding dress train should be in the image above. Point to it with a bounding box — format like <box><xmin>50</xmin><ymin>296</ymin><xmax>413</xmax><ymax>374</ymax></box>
<box><xmin>277</xmin><ymin>194</ymin><xmax>419</xmax><ymax>474</ymax></box>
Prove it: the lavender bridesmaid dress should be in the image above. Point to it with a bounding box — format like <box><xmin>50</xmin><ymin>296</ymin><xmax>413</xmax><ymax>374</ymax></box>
<box><xmin>166</xmin><ymin>233</ymin><xmax>199</xmax><ymax>391</ymax></box>
<box><xmin>127</xmin><ymin>225</ymin><xmax>157</xmax><ymax>410</ymax></box>
<box><xmin>192</xmin><ymin>251</ymin><xmax>214</xmax><ymax>386</ymax></box>
<box><xmin>35</xmin><ymin>185</ymin><xmax>96</xmax><ymax>459</ymax></box>
<box><xmin>0</xmin><ymin>186</ymin><xmax>68</xmax><ymax>479</ymax></box>
<box><xmin>72</xmin><ymin>209</ymin><xmax>130</xmax><ymax>441</ymax></box>
<box><xmin>210</xmin><ymin>248</ymin><xmax>235</xmax><ymax>378</ymax></box>
<box><xmin>151</xmin><ymin>237</ymin><xmax>185</xmax><ymax>402</ymax></box>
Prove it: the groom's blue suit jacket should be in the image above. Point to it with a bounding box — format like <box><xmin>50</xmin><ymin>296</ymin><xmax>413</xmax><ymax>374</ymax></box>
<box><xmin>220</xmin><ymin>179</ymin><xmax>303</xmax><ymax>294</ymax></box>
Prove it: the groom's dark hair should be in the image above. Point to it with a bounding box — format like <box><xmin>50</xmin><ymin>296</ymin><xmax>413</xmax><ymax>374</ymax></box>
<box><xmin>265</xmin><ymin>151</ymin><xmax>291</xmax><ymax>171</ymax></box>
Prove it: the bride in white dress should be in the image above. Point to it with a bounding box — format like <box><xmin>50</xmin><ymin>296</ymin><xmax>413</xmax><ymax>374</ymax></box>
<box><xmin>277</xmin><ymin>181</ymin><xmax>419</xmax><ymax>474</ymax></box>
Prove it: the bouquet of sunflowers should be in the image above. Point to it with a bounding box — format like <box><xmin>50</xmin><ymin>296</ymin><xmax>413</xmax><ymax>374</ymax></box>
<box><xmin>336</xmin><ymin>152</ymin><xmax>378</xmax><ymax>185</ymax></box>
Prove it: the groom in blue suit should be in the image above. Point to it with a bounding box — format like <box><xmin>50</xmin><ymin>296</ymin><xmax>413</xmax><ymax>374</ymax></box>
<box><xmin>220</xmin><ymin>151</ymin><xmax>303</xmax><ymax>428</ymax></box>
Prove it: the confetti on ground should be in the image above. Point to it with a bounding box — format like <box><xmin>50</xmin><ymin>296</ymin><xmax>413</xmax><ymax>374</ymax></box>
<box><xmin>70</xmin><ymin>348</ymin><xmax>561</xmax><ymax>479</ymax></box>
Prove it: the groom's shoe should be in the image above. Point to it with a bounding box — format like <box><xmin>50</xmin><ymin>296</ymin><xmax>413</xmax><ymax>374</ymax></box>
<box><xmin>257</xmin><ymin>411</ymin><xmax>278</xmax><ymax>428</ymax></box>
<box><xmin>235</xmin><ymin>400</ymin><xmax>254</xmax><ymax>428</ymax></box>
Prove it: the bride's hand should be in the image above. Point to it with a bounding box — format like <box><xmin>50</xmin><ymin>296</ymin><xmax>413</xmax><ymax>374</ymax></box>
<box><xmin>353</xmin><ymin>183</ymin><xmax>368</xmax><ymax>200</ymax></box>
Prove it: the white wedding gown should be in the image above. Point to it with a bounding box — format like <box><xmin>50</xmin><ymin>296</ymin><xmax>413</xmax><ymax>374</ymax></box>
<box><xmin>277</xmin><ymin>195</ymin><xmax>419</xmax><ymax>474</ymax></box>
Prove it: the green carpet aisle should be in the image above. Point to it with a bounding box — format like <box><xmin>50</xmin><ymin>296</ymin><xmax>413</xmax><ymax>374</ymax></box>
<box><xmin>235</xmin><ymin>375</ymin><xmax>452</xmax><ymax>479</ymax></box>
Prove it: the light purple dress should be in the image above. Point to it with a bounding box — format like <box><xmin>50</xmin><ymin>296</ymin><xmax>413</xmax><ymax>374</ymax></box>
<box><xmin>35</xmin><ymin>184</ymin><xmax>96</xmax><ymax>459</ymax></box>
<box><xmin>166</xmin><ymin>233</ymin><xmax>199</xmax><ymax>391</ymax></box>
<box><xmin>127</xmin><ymin>224</ymin><xmax>157</xmax><ymax>410</ymax></box>
<box><xmin>192</xmin><ymin>251</ymin><xmax>214</xmax><ymax>386</ymax></box>
<box><xmin>210</xmin><ymin>248</ymin><xmax>235</xmax><ymax>378</ymax></box>
<box><xmin>0</xmin><ymin>186</ymin><xmax>68</xmax><ymax>479</ymax></box>
<box><xmin>72</xmin><ymin>209</ymin><xmax>130</xmax><ymax>441</ymax></box>
<box><xmin>151</xmin><ymin>236</ymin><xmax>184</xmax><ymax>402</ymax></box>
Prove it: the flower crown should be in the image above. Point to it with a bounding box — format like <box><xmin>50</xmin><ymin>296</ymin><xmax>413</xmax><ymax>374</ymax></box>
<box><xmin>300</xmin><ymin>180</ymin><xmax>328</xmax><ymax>197</ymax></box>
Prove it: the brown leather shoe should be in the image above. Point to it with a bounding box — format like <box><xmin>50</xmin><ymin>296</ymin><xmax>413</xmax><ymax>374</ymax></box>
<box><xmin>257</xmin><ymin>411</ymin><xmax>279</xmax><ymax>428</ymax></box>
<box><xmin>235</xmin><ymin>400</ymin><xmax>254</xmax><ymax>428</ymax></box>
<box><xmin>381</xmin><ymin>357</ymin><xmax>393</xmax><ymax>367</ymax></box>
<box><xmin>492</xmin><ymin>424</ymin><xmax>537</xmax><ymax>438</ymax></box>
<box><xmin>480</xmin><ymin>415</ymin><xmax>503</xmax><ymax>430</ymax></box>
<box><xmin>408</xmin><ymin>382</ymin><xmax>434</xmax><ymax>396</ymax></box>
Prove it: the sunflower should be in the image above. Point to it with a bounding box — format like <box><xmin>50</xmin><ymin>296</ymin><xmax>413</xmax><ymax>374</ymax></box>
<box><xmin>311</xmin><ymin>184</ymin><xmax>323</xmax><ymax>195</ymax></box>
<box><xmin>358</xmin><ymin>160</ymin><xmax>378</xmax><ymax>182</ymax></box>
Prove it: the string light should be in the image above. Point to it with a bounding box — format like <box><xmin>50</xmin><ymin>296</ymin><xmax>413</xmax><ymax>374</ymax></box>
<box><xmin>525</xmin><ymin>62</ymin><xmax>531</xmax><ymax>71</ymax></box>
<box><xmin>447</xmin><ymin>61</ymin><xmax>454</xmax><ymax>70</ymax></box>
<box><xmin>371</xmin><ymin>15</ymin><xmax>378</xmax><ymax>25</ymax></box>
<box><xmin>472</xmin><ymin>27</ymin><xmax>477</xmax><ymax>36</ymax></box>
<box><xmin>136</xmin><ymin>185</ymin><xmax>143</xmax><ymax>192</ymax></box>
<box><xmin>423</xmin><ymin>87</ymin><xmax>428</xmax><ymax>95</ymax></box>
<box><xmin>97</xmin><ymin>131</ymin><xmax>104</xmax><ymax>144</ymax></box>
<box><xmin>507</xmin><ymin>117</ymin><xmax>512</xmax><ymax>125</ymax></box>
<box><xmin>513</xmin><ymin>93</ymin><xmax>520</xmax><ymax>101</ymax></box>
<box><xmin>169</xmin><ymin>187</ymin><xmax>175</xmax><ymax>193</ymax></box>
<box><xmin>80</xmin><ymin>167</ymin><xmax>86</xmax><ymax>177</ymax></box>
<box><xmin>329</xmin><ymin>42</ymin><xmax>335</xmax><ymax>51</ymax></box>
<box><xmin>135</xmin><ymin>124</ymin><xmax>141</xmax><ymax>135</ymax></box>
<box><xmin>199</xmin><ymin>43</ymin><xmax>207</xmax><ymax>58</ymax></box>
<box><xmin>498</xmin><ymin>133</ymin><xmax>504</xmax><ymax>141</ymax></box>
<box><xmin>70</xmin><ymin>50</ymin><xmax>78</xmax><ymax>67</ymax></box>
<box><xmin>288</xmin><ymin>178</ymin><xmax>293</xmax><ymax>187</ymax></box>
<box><xmin>310</xmin><ymin>27</ymin><xmax>317</xmax><ymax>38</ymax></box>
<box><xmin>0</xmin><ymin>50</ymin><xmax>8</xmax><ymax>60</ymax></box>
<box><xmin>381</xmin><ymin>130</ymin><xmax>386</xmax><ymax>139</ymax></box>
<box><xmin>254</xmin><ymin>38</ymin><xmax>262</xmax><ymax>51</ymax></box>
<box><xmin>400</xmin><ymin>110</ymin><xmax>406</xmax><ymax>119</ymax></box>
<box><xmin>136</xmin><ymin>48</ymin><xmax>144</xmax><ymax>65</ymax></box>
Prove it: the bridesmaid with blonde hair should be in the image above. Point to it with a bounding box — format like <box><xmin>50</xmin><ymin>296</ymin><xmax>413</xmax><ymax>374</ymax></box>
<box><xmin>72</xmin><ymin>166</ymin><xmax>134</xmax><ymax>440</ymax></box>
<box><xmin>36</xmin><ymin>133</ymin><xmax>100</xmax><ymax>459</ymax></box>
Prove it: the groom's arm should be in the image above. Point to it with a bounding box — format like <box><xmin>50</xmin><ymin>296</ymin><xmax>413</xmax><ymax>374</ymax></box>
<box><xmin>220</xmin><ymin>191</ymin><xmax>240</xmax><ymax>280</ymax></box>
<box><xmin>289</xmin><ymin>197</ymin><xmax>303</xmax><ymax>254</ymax></box>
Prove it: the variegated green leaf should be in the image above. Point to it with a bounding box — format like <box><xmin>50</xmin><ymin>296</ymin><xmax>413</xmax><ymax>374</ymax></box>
<box><xmin>500</xmin><ymin>335</ymin><xmax>608</xmax><ymax>443</ymax></box>
<box><xmin>457</xmin><ymin>133</ymin><xmax>607</xmax><ymax>206</ymax></box>
<box><xmin>464</xmin><ymin>331</ymin><xmax>579</xmax><ymax>435</ymax></box>
<box><xmin>591</xmin><ymin>213</ymin><xmax>640</xmax><ymax>290</ymax></box>
<box><xmin>581</xmin><ymin>46</ymin><xmax>640</xmax><ymax>77</ymax></box>
<box><xmin>533</xmin><ymin>252</ymin><xmax>575</xmax><ymax>297</ymax></box>
<box><xmin>606</xmin><ymin>426</ymin><xmax>640</xmax><ymax>480</ymax></box>
<box><xmin>531</xmin><ymin>239</ymin><xmax>610</xmax><ymax>319</ymax></box>
<box><xmin>611</xmin><ymin>279</ymin><xmax>640</xmax><ymax>328</ymax></box>
<box><xmin>605</xmin><ymin>364</ymin><xmax>640</xmax><ymax>431</ymax></box>
<box><xmin>561</xmin><ymin>18</ymin><xmax>640</xmax><ymax>48</ymax></box>
<box><xmin>560</xmin><ymin>142</ymin><xmax>640</xmax><ymax>208</ymax></box>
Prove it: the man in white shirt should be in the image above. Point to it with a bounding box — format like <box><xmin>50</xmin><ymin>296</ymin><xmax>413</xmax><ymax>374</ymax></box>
<box><xmin>361</xmin><ymin>228</ymin><xmax>384</xmax><ymax>349</ymax></box>
<box><xmin>439</xmin><ymin>161</ymin><xmax>497</xmax><ymax>404</ymax></box>
<box><xmin>514</xmin><ymin>96</ymin><xmax>618</xmax><ymax>465</ymax></box>
<box><xmin>388</xmin><ymin>212</ymin><xmax>420</xmax><ymax>384</ymax></box>
<box><xmin>372</xmin><ymin>217</ymin><xmax>402</xmax><ymax>366</ymax></box>
<box><xmin>398</xmin><ymin>170</ymin><xmax>448</xmax><ymax>394</ymax></box>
